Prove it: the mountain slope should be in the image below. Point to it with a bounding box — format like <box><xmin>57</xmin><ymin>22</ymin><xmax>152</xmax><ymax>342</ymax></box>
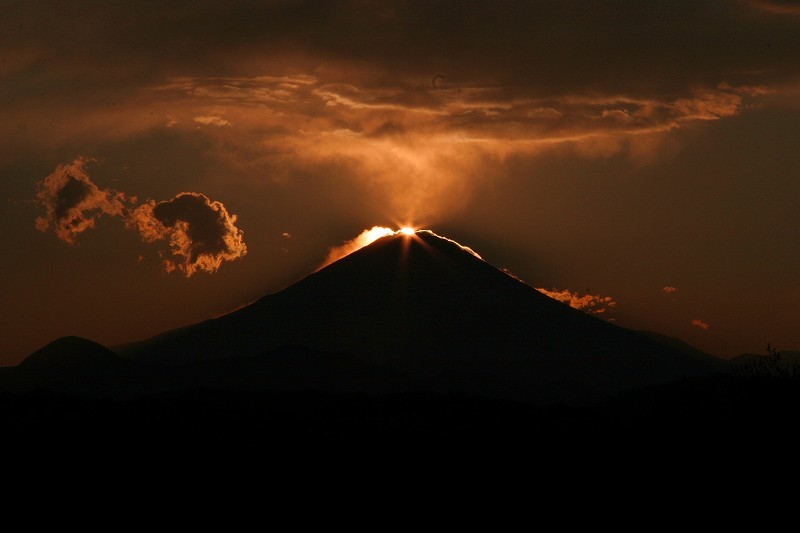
<box><xmin>121</xmin><ymin>230</ymin><xmax>723</xmax><ymax>394</ymax></box>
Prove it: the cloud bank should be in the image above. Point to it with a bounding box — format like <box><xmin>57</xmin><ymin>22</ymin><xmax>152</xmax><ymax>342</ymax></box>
<box><xmin>35</xmin><ymin>159</ymin><xmax>246</xmax><ymax>276</ymax></box>
<box><xmin>8</xmin><ymin>1</ymin><xmax>794</xmax><ymax>224</ymax></box>
<box><xmin>144</xmin><ymin>76</ymin><xmax>770</xmax><ymax>223</ymax></box>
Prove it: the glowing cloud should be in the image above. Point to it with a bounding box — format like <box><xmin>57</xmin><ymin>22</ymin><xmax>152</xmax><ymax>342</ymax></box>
<box><xmin>416</xmin><ymin>230</ymin><xmax>482</xmax><ymax>259</ymax></box>
<box><xmin>35</xmin><ymin>158</ymin><xmax>129</xmax><ymax>244</ymax></box>
<box><xmin>320</xmin><ymin>226</ymin><xmax>482</xmax><ymax>269</ymax></box>
<box><xmin>193</xmin><ymin>115</ymin><xmax>232</xmax><ymax>127</ymax></box>
<box><xmin>537</xmin><ymin>288</ymin><xmax>617</xmax><ymax>315</ymax></box>
<box><xmin>35</xmin><ymin>159</ymin><xmax>247</xmax><ymax>276</ymax></box>
<box><xmin>150</xmin><ymin>76</ymin><xmax>769</xmax><ymax>224</ymax></box>
<box><xmin>662</xmin><ymin>286</ymin><xmax>678</xmax><ymax>294</ymax></box>
<box><xmin>692</xmin><ymin>319</ymin><xmax>710</xmax><ymax>330</ymax></box>
<box><xmin>321</xmin><ymin>226</ymin><xmax>396</xmax><ymax>268</ymax></box>
<box><xmin>501</xmin><ymin>267</ymin><xmax>526</xmax><ymax>283</ymax></box>
<box><xmin>128</xmin><ymin>193</ymin><xmax>247</xmax><ymax>276</ymax></box>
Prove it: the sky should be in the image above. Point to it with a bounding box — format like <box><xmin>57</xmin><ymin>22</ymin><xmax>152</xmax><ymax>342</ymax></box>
<box><xmin>2</xmin><ymin>0</ymin><xmax>799</xmax><ymax>364</ymax></box>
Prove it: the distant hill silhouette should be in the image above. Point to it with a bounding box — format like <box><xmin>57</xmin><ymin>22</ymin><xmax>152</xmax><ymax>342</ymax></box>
<box><xmin>6</xmin><ymin>336</ymin><xmax>154</xmax><ymax>396</ymax></box>
<box><xmin>112</xmin><ymin>230</ymin><xmax>723</xmax><ymax>400</ymax></box>
<box><xmin>19</xmin><ymin>336</ymin><xmax>122</xmax><ymax>372</ymax></box>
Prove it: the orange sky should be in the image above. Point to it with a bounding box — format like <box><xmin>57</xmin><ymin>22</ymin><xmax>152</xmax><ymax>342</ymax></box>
<box><xmin>1</xmin><ymin>1</ymin><xmax>799</xmax><ymax>363</ymax></box>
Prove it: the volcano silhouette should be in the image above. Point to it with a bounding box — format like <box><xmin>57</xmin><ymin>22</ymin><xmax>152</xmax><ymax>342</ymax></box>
<box><xmin>120</xmin><ymin>230</ymin><xmax>722</xmax><ymax>397</ymax></box>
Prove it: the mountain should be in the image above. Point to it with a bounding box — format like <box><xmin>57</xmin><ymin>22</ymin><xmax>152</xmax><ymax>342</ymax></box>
<box><xmin>7</xmin><ymin>336</ymin><xmax>153</xmax><ymax>395</ymax></box>
<box><xmin>118</xmin><ymin>230</ymin><xmax>724</xmax><ymax>399</ymax></box>
<box><xmin>2</xmin><ymin>232</ymin><xmax>789</xmax><ymax>457</ymax></box>
<box><xmin>19</xmin><ymin>336</ymin><xmax>123</xmax><ymax>372</ymax></box>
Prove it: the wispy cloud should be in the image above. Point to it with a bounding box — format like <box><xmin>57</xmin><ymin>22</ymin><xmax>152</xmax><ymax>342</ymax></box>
<box><xmin>662</xmin><ymin>286</ymin><xmax>678</xmax><ymax>294</ymax></box>
<box><xmin>692</xmin><ymin>319</ymin><xmax>710</xmax><ymax>330</ymax></box>
<box><xmin>320</xmin><ymin>226</ymin><xmax>396</xmax><ymax>268</ymax></box>
<box><xmin>746</xmin><ymin>0</ymin><xmax>800</xmax><ymax>16</ymax></box>
<box><xmin>170</xmin><ymin>76</ymin><xmax>765</xmax><ymax>147</ymax></box>
<box><xmin>2</xmin><ymin>1</ymin><xmax>795</xmax><ymax>170</ymax></box>
<box><xmin>137</xmin><ymin>74</ymin><xmax>771</xmax><ymax>223</ymax></box>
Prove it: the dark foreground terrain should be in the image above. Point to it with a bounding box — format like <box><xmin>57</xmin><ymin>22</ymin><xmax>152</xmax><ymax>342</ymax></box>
<box><xmin>2</xmin><ymin>372</ymin><xmax>797</xmax><ymax>469</ymax></box>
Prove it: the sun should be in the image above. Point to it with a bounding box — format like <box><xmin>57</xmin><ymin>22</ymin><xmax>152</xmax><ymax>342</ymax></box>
<box><xmin>399</xmin><ymin>226</ymin><xmax>416</xmax><ymax>236</ymax></box>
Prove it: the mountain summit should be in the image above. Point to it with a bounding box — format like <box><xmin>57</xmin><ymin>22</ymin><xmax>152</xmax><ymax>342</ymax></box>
<box><xmin>121</xmin><ymin>230</ymin><xmax>722</xmax><ymax>396</ymax></box>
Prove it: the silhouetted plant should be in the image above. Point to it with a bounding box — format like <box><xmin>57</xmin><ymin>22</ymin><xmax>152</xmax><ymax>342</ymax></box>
<box><xmin>733</xmin><ymin>344</ymin><xmax>800</xmax><ymax>380</ymax></box>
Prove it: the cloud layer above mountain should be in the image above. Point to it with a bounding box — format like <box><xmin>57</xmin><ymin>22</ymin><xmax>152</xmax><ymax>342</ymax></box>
<box><xmin>7</xmin><ymin>1</ymin><xmax>797</xmax><ymax>222</ymax></box>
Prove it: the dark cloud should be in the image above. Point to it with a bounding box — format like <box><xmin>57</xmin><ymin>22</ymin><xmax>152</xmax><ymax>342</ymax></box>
<box><xmin>5</xmin><ymin>1</ymin><xmax>797</xmax><ymax>171</ymax></box>
<box><xmin>5</xmin><ymin>1</ymin><xmax>800</xmax><ymax>101</ymax></box>
<box><xmin>35</xmin><ymin>158</ymin><xmax>128</xmax><ymax>243</ymax></box>
<box><xmin>129</xmin><ymin>192</ymin><xmax>247</xmax><ymax>276</ymax></box>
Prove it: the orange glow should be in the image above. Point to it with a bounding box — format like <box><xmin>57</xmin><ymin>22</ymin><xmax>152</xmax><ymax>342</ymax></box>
<box><xmin>320</xmin><ymin>226</ymin><xmax>395</xmax><ymax>268</ymax></box>
<box><xmin>536</xmin><ymin>287</ymin><xmax>617</xmax><ymax>315</ymax></box>
<box><xmin>320</xmin><ymin>225</ymin><xmax>422</xmax><ymax>269</ymax></box>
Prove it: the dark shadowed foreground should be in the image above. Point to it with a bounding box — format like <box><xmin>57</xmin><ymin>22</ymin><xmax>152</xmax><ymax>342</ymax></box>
<box><xmin>2</xmin><ymin>373</ymin><xmax>798</xmax><ymax>474</ymax></box>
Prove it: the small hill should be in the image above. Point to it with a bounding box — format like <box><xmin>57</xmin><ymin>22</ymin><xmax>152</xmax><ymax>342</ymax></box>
<box><xmin>10</xmin><ymin>336</ymin><xmax>149</xmax><ymax>395</ymax></box>
<box><xmin>19</xmin><ymin>336</ymin><xmax>124</xmax><ymax>371</ymax></box>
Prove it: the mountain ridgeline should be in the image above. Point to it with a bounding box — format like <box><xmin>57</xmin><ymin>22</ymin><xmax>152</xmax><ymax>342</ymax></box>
<box><xmin>6</xmin><ymin>230</ymin><xmax>727</xmax><ymax>404</ymax></box>
<box><xmin>102</xmin><ymin>230</ymin><xmax>722</xmax><ymax>399</ymax></box>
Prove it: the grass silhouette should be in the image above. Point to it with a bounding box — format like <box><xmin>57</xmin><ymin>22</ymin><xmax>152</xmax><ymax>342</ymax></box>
<box><xmin>732</xmin><ymin>344</ymin><xmax>800</xmax><ymax>380</ymax></box>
